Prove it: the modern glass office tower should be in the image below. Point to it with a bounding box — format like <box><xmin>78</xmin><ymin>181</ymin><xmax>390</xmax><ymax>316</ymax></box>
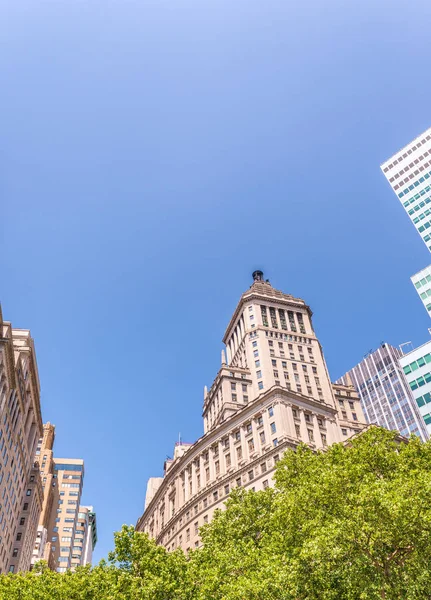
<box><xmin>381</xmin><ymin>127</ymin><xmax>431</xmax><ymax>249</ymax></box>
<box><xmin>381</xmin><ymin>127</ymin><xmax>431</xmax><ymax>314</ymax></box>
<box><xmin>411</xmin><ymin>265</ymin><xmax>431</xmax><ymax>315</ymax></box>
<box><xmin>337</xmin><ymin>343</ymin><xmax>428</xmax><ymax>442</ymax></box>
<box><xmin>399</xmin><ymin>340</ymin><xmax>431</xmax><ymax>436</ymax></box>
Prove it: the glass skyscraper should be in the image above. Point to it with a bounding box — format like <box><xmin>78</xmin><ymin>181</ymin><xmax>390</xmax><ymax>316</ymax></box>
<box><xmin>381</xmin><ymin>127</ymin><xmax>431</xmax><ymax>314</ymax></box>
<box><xmin>337</xmin><ymin>343</ymin><xmax>428</xmax><ymax>441</ymax></box>
<box><xmin>399</xmin><ymin>340</ymin><xmax>431</xmax><ymax>436</ymax></box>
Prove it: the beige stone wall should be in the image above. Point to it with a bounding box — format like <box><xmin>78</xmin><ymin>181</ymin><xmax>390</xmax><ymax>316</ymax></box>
<box><xmin>0</xmin><ymin>314</ymin><xmax>43</xmax><ymax>574</ymax></box>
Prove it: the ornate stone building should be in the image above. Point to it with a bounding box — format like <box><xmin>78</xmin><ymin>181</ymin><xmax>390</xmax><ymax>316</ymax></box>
<box><xmin>0</xmin><ymin>307</ymin><xmax>44</xmax><ymax>572</ymax></box>
<box><xmin>136</xmin><ymin>272</ymin><xmax>366</xmax><ymax>551</ymax></box>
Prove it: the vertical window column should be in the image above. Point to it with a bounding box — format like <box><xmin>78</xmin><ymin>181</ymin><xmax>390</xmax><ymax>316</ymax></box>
<box><xmin>287</xmin><ymin>311</ymin><xmax>296</xmax><ymax>332</ymax></box>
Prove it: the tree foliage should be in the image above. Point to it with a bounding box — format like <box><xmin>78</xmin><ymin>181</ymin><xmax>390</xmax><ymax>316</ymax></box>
<box><xmin>2</xmin><ymin>428</ymin><xmax>431</xmax><ymax>599</ymax></box>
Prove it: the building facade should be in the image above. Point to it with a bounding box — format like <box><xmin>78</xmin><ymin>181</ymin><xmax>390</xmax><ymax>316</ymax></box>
<box><xmin>381</xmin><ymin>127</ymin><xmax>431</xmax><ymax>250</ymax></box>
<box><xmin>380</xmin><ymin>127</ymin><xmax>431</xmax><ymax>314</ymax></box>
<box><xmin>338</xmin><ymin>343</ymin><xmax>428</xmax><ymax>441</ymax></box>
<box><xmin>31</xmin><ymin>423</ymin><xmax>56</xmax><ymax>569</ymax></box>
<box><xmin>0</xmin><ymin>308</ymin><xmax>44</xmax><ymax>573</ymax></box>
<box><xmin>79</xmin><ymin>506</ymin><xmax>97</xmax><ymax>565</ymax></box>
<box><xmin>411</xmin><ymin>266</ymin><xmax>431</xmax><ymax>315</ymax></box>
<box><xmin>31</xmin><ymin>425</ymin><xmax>96</xmax><ymax>571</ymax></box>
<box><xmin>136</xmin><ymin>272</ymin><xmax>366</xmax><ymax>552</ymax></box>
<box><xmin>399</xmin><ymin>340</ymin><xmax>431</xmax><ymax>435</ymax></box>
<box><xmin>46</xmin><ymin>458</ymin><xmax>85</xmax><ymax>572</ymax></box>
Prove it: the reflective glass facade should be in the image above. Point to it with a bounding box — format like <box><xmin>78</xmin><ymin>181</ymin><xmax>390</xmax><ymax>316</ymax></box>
<box><xmin>338</xmin><ymin>343</ymin><xmax>428</xmax><ymax>441</ymax></box>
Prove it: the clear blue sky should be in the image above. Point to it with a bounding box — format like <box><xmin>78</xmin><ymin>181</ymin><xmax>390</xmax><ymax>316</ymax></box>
<box><xmin>2</xmin><ymin>0</ymin><xmax>431</xmax><ymax>561</ymax></box>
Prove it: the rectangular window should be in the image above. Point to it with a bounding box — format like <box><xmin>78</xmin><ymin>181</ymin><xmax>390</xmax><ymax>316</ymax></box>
<box><xmin>258</xmin><ymin>381</ymin><xmax>264</xmax><ymax>390</ymax></box>
<box><xmin>248</xmin><ymin>470</ymin><xmax>254</xmax><ymax>481</ymax></box>
<box><xmin>268</xmin><ymin>406</ymin><xmax>274</xmax><ymax>417</ymax></box>
<box><xmin>270</xmin><ymin>422</ymin><xmax>276</xmax><ymax>434</ymax></box>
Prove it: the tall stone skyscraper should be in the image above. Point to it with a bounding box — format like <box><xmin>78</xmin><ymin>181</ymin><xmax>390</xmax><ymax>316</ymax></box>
<box><xmin>381</xmin><ymin>127</ymin><xmax>431</xmax><ymax>315</ymax></box>
<box><xmin>0</xmin><ymin>307</ymin><xmax>44</xmax><ymax>573</ymax></box>
<box><xmin>136</xmin><ymin>272</ymin><xmax>366</xmax><ymax>551</ymax></box>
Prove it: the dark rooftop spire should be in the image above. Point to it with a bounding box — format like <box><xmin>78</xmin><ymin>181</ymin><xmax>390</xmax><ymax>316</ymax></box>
<box><xmin>252</xmin><ymin>270</ymin><xmax>264</xmax><ymax>282</ymax></box>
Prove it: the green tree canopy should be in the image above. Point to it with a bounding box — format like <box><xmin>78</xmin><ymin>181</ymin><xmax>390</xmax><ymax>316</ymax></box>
<box><xmin>2</xmin><ymin>427</ymin><xmax>431</xmax><ymax>599</ymax></box>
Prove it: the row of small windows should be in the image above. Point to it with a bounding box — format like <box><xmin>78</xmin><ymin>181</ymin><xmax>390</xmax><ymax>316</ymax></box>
<box><xmin>260</xmin><ymin>306</ymin><xmax>306</xmax><ymax>334</ymax></box>
<box><xmin>419</xmin><ymin>289</ymin><xmax>431</xmax><ymax>301</ymax></box>
<box><xmin>398</xmin><ymin>170</ymin><xmax>431</xmax><ymax>198</ymax></box>
<box><xmin>392</xmin><ymin>157</ymin><xmax>431</xmax><ymax>189</ymax></box>
<box><xmin>409</xmin><ymin>371</ymin><xmax>431</xmax><ymax>391</ymax></box>
<box><xmin>403</xmin><ymin>184</ymin><xmax>431</xmax><ymax>211</ymax></box>
<box><xmin>409</xmin><ymin>191</ymin><xmax>431</xmax><ymax>221</ymax></box>
<box><xmin>416</xmin><ymin>392</ymin><xmax>431</xmax><ymax>408</ymax></box>
<box><xmin>414</xmin><ymin>273</ymin><xmax>431</xmax><ymax>290</ymax></box>
<box><xmin>403</xmin><ymin>353</ymin><xmax>431</xmax><ymax>375</ymax></box>
<box><xmin>383</xmin><ymin>134</ymin><xmax>431</xmax><ymax>173</ymax></box>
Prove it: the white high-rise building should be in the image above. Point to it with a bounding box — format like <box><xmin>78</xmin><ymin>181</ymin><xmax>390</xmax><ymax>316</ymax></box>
<box><xmin>381</xmin><ymin>127</ymin><xmax>431</xmax><ymax>314</ymax></box>
<box><xmin>411</xmin><ymin>266</ymin><xmax>431</xmax><ymax>316</ymax></box>
<box><xmin>399</xmin><ymin>340</ymin><xmax>431</xmax><ymax>436</ymax></box>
